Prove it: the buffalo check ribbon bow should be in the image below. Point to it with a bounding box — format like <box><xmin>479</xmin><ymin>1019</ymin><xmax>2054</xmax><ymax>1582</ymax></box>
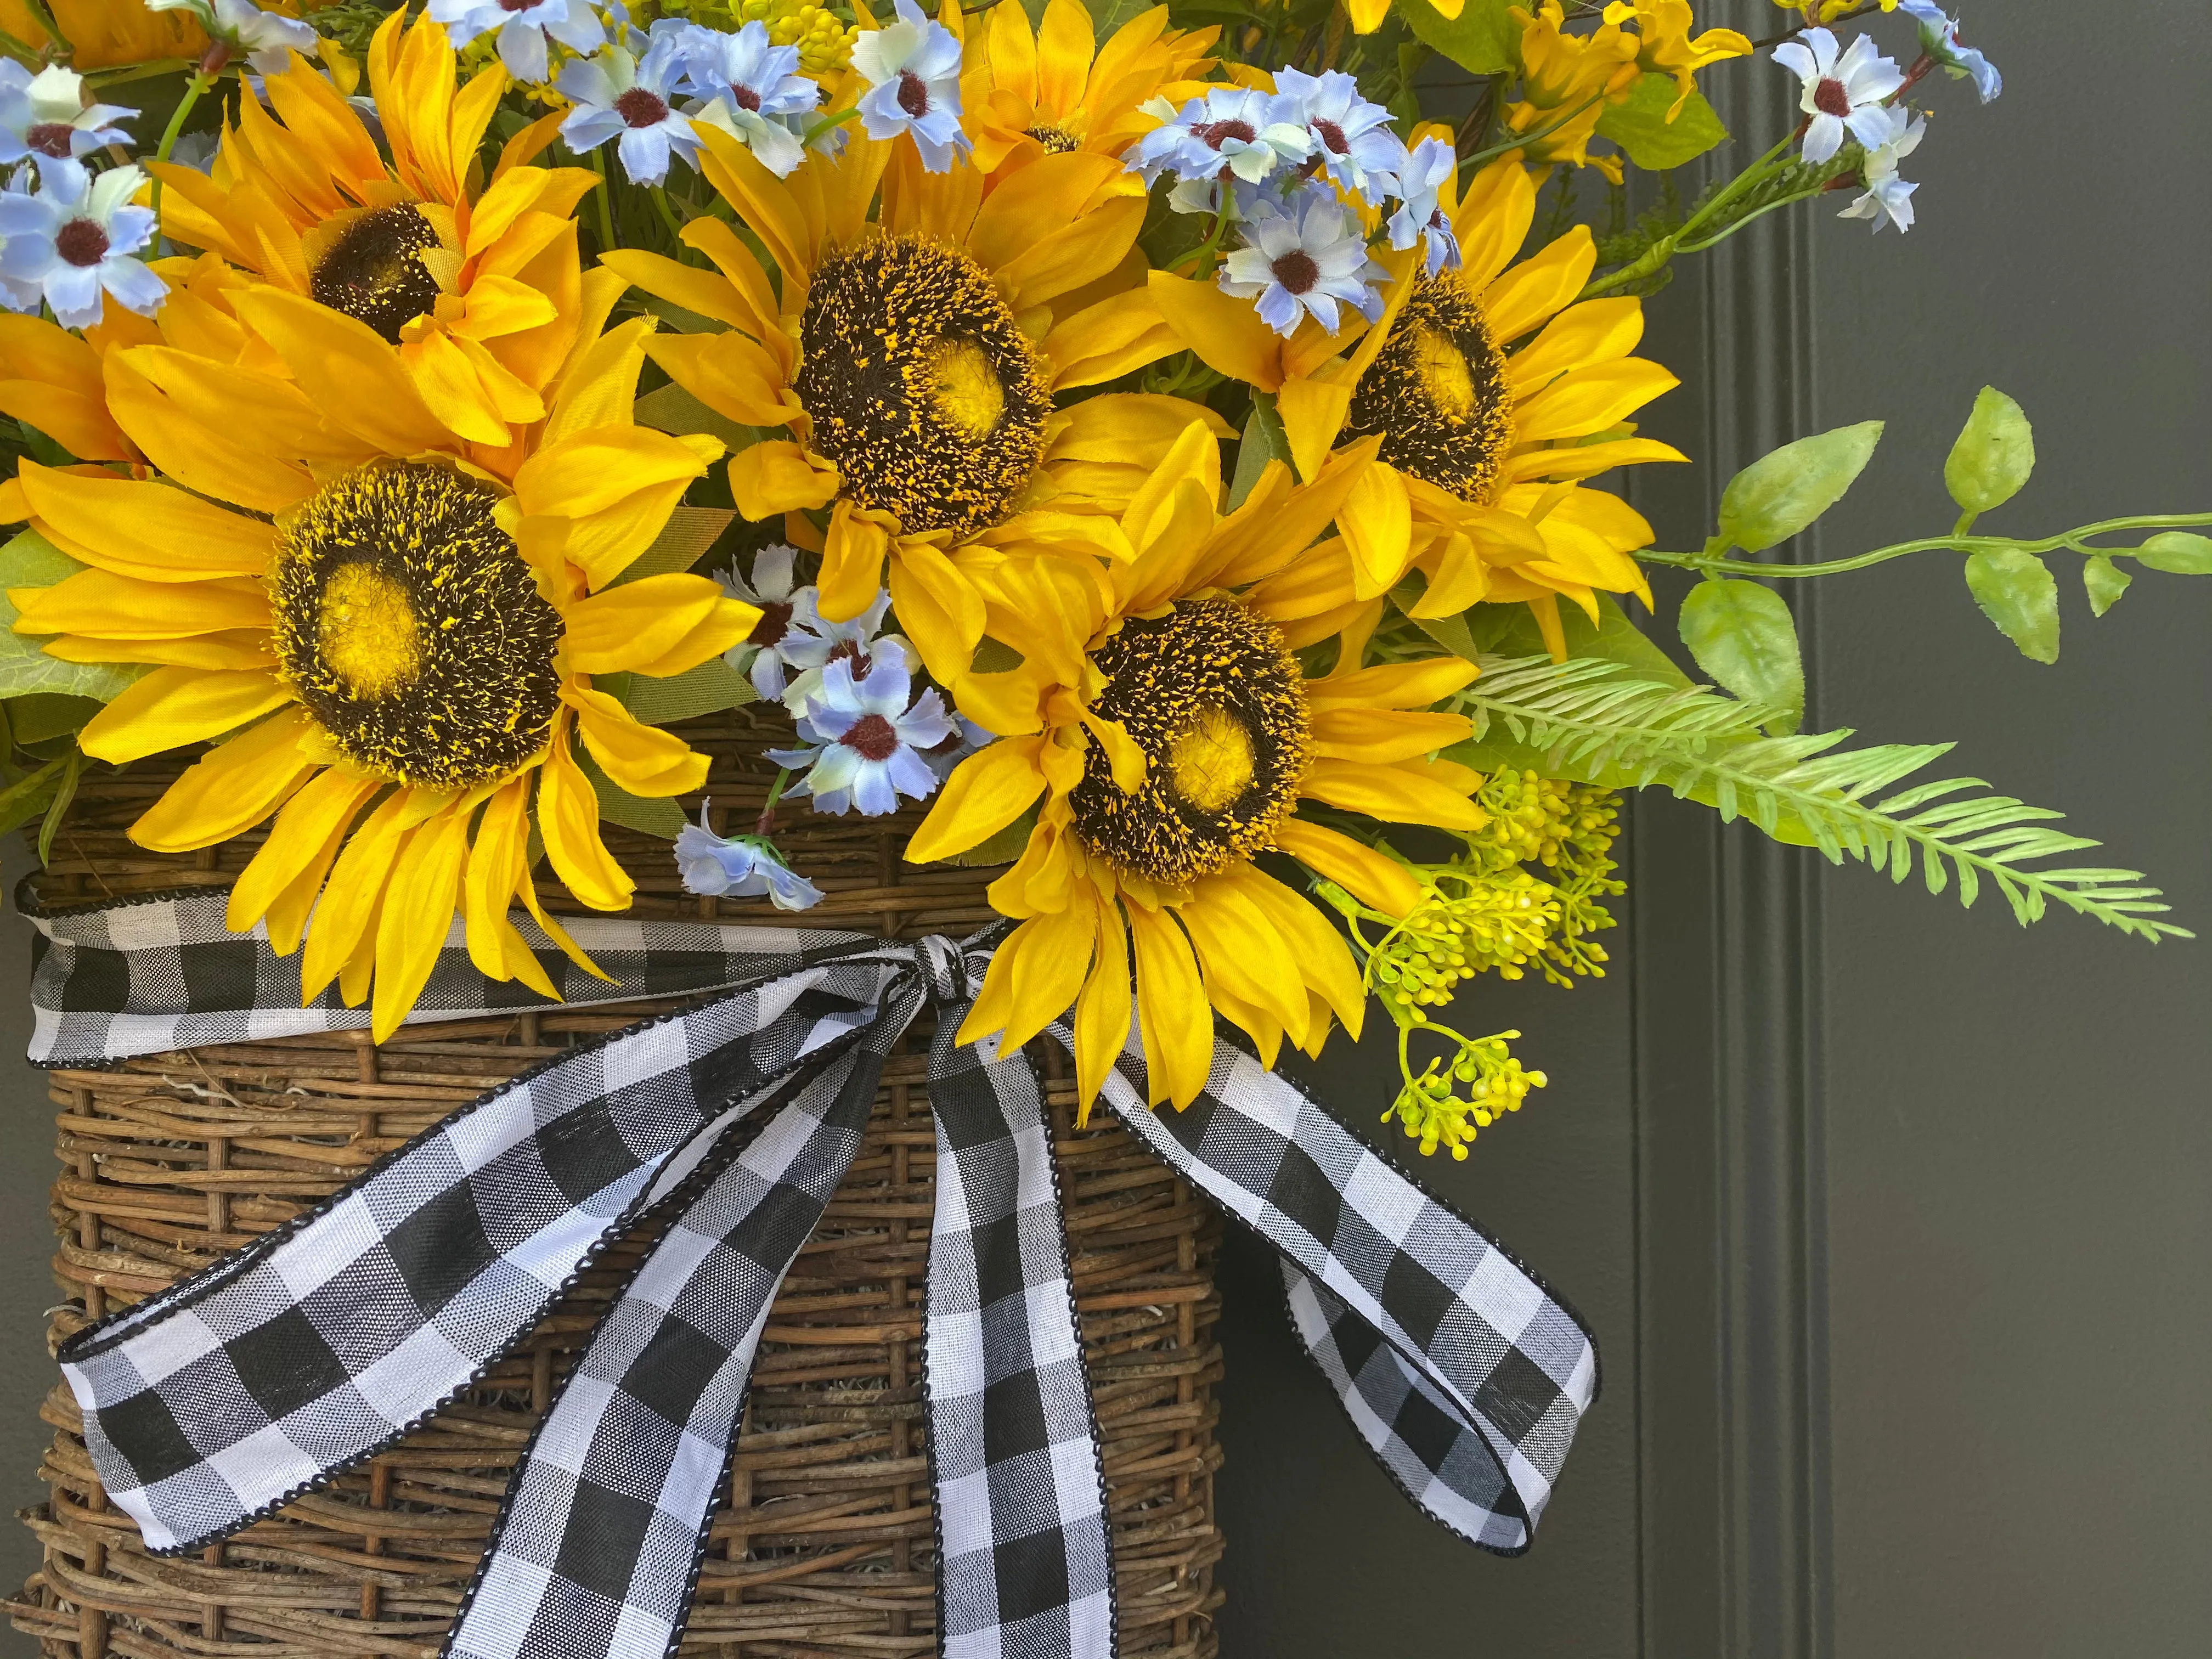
<box><xmin>29</xmin><ymin>886</ymin><xmax>1599</xmax><ymax>1659</ymax></box>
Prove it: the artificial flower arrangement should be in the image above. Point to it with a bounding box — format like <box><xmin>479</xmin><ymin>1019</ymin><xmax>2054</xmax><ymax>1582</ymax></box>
<box><xmin>0</xmin><ymin>2</ymin><xmax>2199</xmax><ymax>1652</ymax></box>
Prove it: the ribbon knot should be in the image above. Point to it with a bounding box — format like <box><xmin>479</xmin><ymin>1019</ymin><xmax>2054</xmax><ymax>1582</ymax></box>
<box><xmin>30</xmin><ymin>888</ymin><xmax>1599</xmax><ymax>1659</ymax></box>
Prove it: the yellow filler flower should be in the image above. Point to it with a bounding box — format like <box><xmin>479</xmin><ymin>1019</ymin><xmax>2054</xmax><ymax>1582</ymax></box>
<box><xmin>1504</xmin><ymin>1</ymin><xmax>1643</xmax><ymax>180</ymax></box>
<box><xmin>1153</xmin><ymin>155</ymin><xmax>1685</xmax><ymax>656</ymax></box>
<box><xmin>1609</xmin><ymin>2</ymin><xmax>1754</xmax><ymax>117</ymax></box>
<box><xmin>149</xmin><ymin>9</ymin><xmax>600</xmax><ymax>450</ymax></box>
<box><xmin>959</xmin><ymin>0</ymin><xmax>1216</xmax><ymax>176</ymax></box>
<box><xmin>601</xmin><ymin>125</ymin><xmax>1204</xmax><ymax>687</ymax></box>
<box><xmin>905</xmin><ymin>422</ymin><xmax>1487</xmax><ymax>1113</ymax></box>
<box><xmin>5</xmin><ymin>300</ymin><xmax>754</xmax><ymax>1038</ymax></box>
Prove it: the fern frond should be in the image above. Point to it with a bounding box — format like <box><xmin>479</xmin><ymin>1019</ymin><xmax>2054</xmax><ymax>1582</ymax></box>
<box><xmin>1458</xmin><ymin>656</ymin><xmax>2191</xmax><ymax>943</ymax></box>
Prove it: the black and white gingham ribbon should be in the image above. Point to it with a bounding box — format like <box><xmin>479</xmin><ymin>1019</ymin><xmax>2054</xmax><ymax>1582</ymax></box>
<box><xmin>36</xmin><ymin>889</ymin><xmax>1598</xmax><ymax>1659</ymax></box>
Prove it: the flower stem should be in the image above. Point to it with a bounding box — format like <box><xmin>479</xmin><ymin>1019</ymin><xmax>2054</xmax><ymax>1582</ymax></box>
<box><xmin>586</xmin><ymin>148</ymin><xmax>618</xmax><ymax>256</ymax></box>
<box><xmin>756</xmin><ymin>766</ymin><xmax>792</xmax><ymax>837</ymax></box>
<box><xmin>647</xmin><ymin>183</ymin><xmax>685</xmax><ymax>246</ymax></box>
<box><xmin>1635</xmin><ymin>512</ymin><xmax>2212</xmax><ymax>580</ymax></box>
<box><xmin>148</xmin><ymin>71</ymin><xmax>218</xmax><ymax>244</ymax></box>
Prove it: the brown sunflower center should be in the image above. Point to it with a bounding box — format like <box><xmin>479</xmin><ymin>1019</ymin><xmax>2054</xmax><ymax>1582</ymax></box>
<box><xmin>1344</xmin><ymin>270</ymin><xmax>1515</xmax><ymax>505</ymax></box>
<box><xmin>1069</xmin><ymin>598</ymin><xmax>1311</xmax><ymax>888</ymax></box>
<box><xmin>793</xmin><ymin>233</ymin><xmax>1051</xmax><ymax>539</ymax></box>
<box><xmin>308</xmin><ymin>204</ymin><xmax>444</xmax><ymax>345</ymax></box>
<box><xmin>271</xmin><ymin>461</ymin><xmax>563</xmax><ymax>789</ymax></box>
<box><xmin>1024</xmin><ymin>122</ymin><xmax>1081</xmax><ymax>153</ymax></box>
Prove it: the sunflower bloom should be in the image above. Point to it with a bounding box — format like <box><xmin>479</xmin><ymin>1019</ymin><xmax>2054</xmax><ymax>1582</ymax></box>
<box><xmin>959</xmin><ymin>0</ymin><xmax>1216</xmax><ymax>176</ymax></box>
<box><xmin>5</xmin><ymin>297</ymin><xmax>753</xmax><ymax>1038</ymax></box>
<box><xmin>148</xmin><ymin>9</ymin><xmax>599</xmax><ymax>451</ymax></box>
<box><xmin>0</xmin><ymin>0</ymin><xmax>222</xmax><ymax>69</ymax></box>
<box><xmin>905</xmin><ymin>421</ymin><xmax>1486</xmax><ymax>1111</ymax></box>
<box><xmin>1152</xmin><ymin>155</ymin><xmax>1684</xmax><ymax>656</ymax></box>
<box><xmin>601</xmin><ymin>124</ymin><xmax>1203</xmax><ymax>686</ymax></box>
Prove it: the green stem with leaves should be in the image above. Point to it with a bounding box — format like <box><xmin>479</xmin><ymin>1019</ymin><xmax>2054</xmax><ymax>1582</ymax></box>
<box><xmin>1636</xmin><ymin>511</ymin><xmax>2212</xmax><ymax>580</ymax></box>
<box><xmin>148</xmin><ymin>71</ymin><xmax>218</xmax><ymax>238</ymax></box>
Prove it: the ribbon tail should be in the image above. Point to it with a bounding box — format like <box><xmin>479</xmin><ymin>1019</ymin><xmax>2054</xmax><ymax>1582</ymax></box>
<box><xmin>446</xmin><ymin>984</ymin><xmax>922</xmax><ymax>1659</ymax></box>
<box><xmin>924</xmin><ymin>1019</ymin><xmax>1116</xmax><ymax>1659</ymax></box>
<box><xmin>1063</xmin><ymin>1024</ymin><xmax>1599</xmax><ymax>1555</ymax></box>
<box><xmin>57</xmin><ymin>953</ymin><xmax>924</xmax><ymax>1555</ymax></box>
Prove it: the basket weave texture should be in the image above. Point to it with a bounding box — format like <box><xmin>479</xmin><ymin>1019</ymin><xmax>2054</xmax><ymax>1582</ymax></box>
<box><xmin>7</xmin><ymin>709</ymin><xmax>1226</xmax><ymax>1658</ymax></box>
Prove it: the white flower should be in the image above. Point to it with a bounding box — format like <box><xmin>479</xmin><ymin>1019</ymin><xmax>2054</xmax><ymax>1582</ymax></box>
<box><xmin>682</xmin><ymin>21</ymin><xmax>820</xmax><ymax>179</ymax></box>
<box><xmin>0</xmin><ymin>162</ymin><xmax>165</xmax><ymax>328</ymax></box>
<box><xmin>1269</xmin><ymin>68</ymin><xmax>1403</xmax><ymax>206</ymax></box>
<box><xmin>1220</xmin><ymin>185</ymin><xmax>1389</xmax><ymax>338</ymax></box>
<box><xmin>427</xmin><ymin>0</ymin><xmax>603</xmax><ymax>86</ymax></box>
<box><xmin>1837</xmin><ymin>104</ymin><xmax>1925</xmax><ymax>234</ymax></box>
<box><xmin>1386</xmin><ymin>134</ymin><xmax>1461</xmax><ymax>277</ymax></box>
<box><xmin>774</xmin><ymin>587</ymin><xmax>913</xmax><ymax>716</ymax></box>
<box><xmin>850</xmin><ymin>0</ymin><xmax>966</xmax><ymax>172</ymax></box>
<box><xmin>1128</xmin><ymin>86</ymin><xmax>1311</xmax><ymax>189</ymax></box>
<box><xmin>0</xmin><ymin>167</ymin><xmax>41</xmax><ymax>314</ymax></box>
<box><xmin>673</xmin><ymin>804</ymin><xmax>825</xmax><ymax>909</ymax></box>
<box><xmin>1774</xmin><ymin>26</ymin><xmax>1905</xmax><ymax>165</ymax></box>
<box><xmin>1894</xmin><ymin>1</ymin><xmax>2001</xmax><ymax>103</ymax></box>
<box><xmin>558</xmin><ymin>36</ymin><xmax>699</xmax><ymax>185</ymax></box>
<box><xmin>0</xmin><ymin>65</ymin><xmax>136</xmax><ymax>188</ymax></box>
<box><xmin>146</xmin><ymin>0</ymin><xmax>319</xmax><ymax>76</ymax></box>
<box><xmin>771</xmin><ymin>655</ymin><xmax>955</xmax><ymax>817</ymax></box>
<box><xmin>720</xmin><ymin>544</ymin><xmax>815</xmax><ymax>701</ymax></box>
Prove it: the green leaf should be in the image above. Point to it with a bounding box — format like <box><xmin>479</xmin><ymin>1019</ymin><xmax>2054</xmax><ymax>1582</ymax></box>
<box><xmin>1398</xmin><ymin>0</ymin><xmax>1519</xmax><ymax>74</ymax></box>
<box><xmin>6</xmin><ymin>692</ymin><xmax>103</xmax><ymax>745</ymax></box>
<box><xmin>0</xmin><ymin>529</ymin><xmax>146</xmax><ymax>702</ymax></box>
<box><xmin>574</xmin><ymin>749</ymin><xmax>688</xmax><ymax>839</ymax></box>
<box><xmin>635</xmin><ymin>293</ymin><xmax>722</xmax><ymax>334</ymax></box>
<box><xmin>2083</xmin><ymin>555</ymin><xmax>2132</xmax><ymax>617</ymax></box>
<box><xmin>1714</xmin><ymin>421</ymin><xmax>1884</xmax><ymax>554</ymax></box>
<box><xmin>1463</xmin><ymin>592</ymin><xmax>1694</xmax><ymax>687</ymax></box>
<box><xmin>2134</xmin><ymin>531</ymin><xmax>2212</xmax><ymax>574</ymax></box>
<box><xmin>1963</xmin><ymin>546</ymin><xmax>2060</xmax><ymax>663</ymax></box>
<box><xmin>1943</xmin><ymin>386</ymin><xmax>2035</xmax><ymax>515</ymax></box>
<box><xmin>1594</xmin><ymin>73</ymin><xmax>1728</xmax><ymax>171</ymax></box>
<box><xmin>1228</xmin><ymin>391</ymin><xmax>1290</xmax><ymax>511</ymax></box>
<box><xmin>1451</xmin><ymin>655</ymin><xmax>2190</xmax><ymax>943</ymax></box>
<box><xmin>610</xmin><ymin>503</ymin><xmax>736</xmax><ymax>585</ymax></box>
<box><xmin>633</xmin><ymin>381</ymin><xmax>760</xmax><ymax>452</ymax></box>
<box><xmin>0</xmin><ymin>754</ymin><xmax>64</xmax><ymax>836</ymax></box>
<box><xmin>37</xmin><ymin>746</ymin><xmax>81</xmax><ymax>865</ymax></box>
<box><xmin>1080</xmin><ymin>0</ymin><xmax>1151</xmax><ymax>36</ymax></box>
<box><xmin>1676</xmin><ymin>579</ymin><xmax>1804</xmax><ymax>729</ymax></box>
<box><xmin>605</xmin><ymin>654</ymin><xmax>757</xmax><ymax>726</ymax></box>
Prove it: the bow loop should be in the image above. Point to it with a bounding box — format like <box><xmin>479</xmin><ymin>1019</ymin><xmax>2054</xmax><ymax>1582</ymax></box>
<box><xmin>916</xmin><ymin>932</ymin><xmax>973</xmax><ymax>1006</ymax></box>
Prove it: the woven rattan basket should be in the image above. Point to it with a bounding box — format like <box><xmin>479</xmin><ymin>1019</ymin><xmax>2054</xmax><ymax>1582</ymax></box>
<box><xmin>6</xmin><ymin>707</ymin><xmax>1226</xmax><ymax>1658</ymax></box>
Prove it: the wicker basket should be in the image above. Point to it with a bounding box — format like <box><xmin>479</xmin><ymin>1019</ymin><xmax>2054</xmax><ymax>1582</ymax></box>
<box><xmin>6</xmin><ymin>707</ymin><xmax>1226</xmax><ymax>1658</ymax></box>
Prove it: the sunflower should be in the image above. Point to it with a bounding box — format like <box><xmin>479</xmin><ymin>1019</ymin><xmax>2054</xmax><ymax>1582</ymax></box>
<box><xmin>148</xmin><ymin>9</ymin><xmax>598</xmax><ymax>450</ymax></box>
<box><xmin>958</xmin><ymin>0</ymin><xmax>1217</xmax><ymax>176</ymax></box>
<box><xmin>1150</xmin><ymin>155</ymin><xmax>1686</xmax><ymax>656</ymax></box>
<box><xmin>5</xmin><ymin>294</ymin><xmax>754</xmax><ymax>1037</ymax></box>
<box><xmin>601</xmin><ymin>124</ymin><xmax>1205</xmax><ymax>686</ymax></box>
<box><xmin>905</xmin><ymin>421</ymin><xmax>1487</xmax><ymax>1111</ymax></box>
<box><xmin>0</xmin><ymin>0</ymin><xmax>225</xmax><ymax>70</ymax></box>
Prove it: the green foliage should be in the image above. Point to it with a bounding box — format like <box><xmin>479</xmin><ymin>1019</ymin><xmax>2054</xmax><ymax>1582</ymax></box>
<box><xmin>1714</xmin><ymin>421</ymin><xmax>1884</xmax><ymax>554</ymax></box>
<box><xmin>0</xmin><ymin>753</ymin><xmax>66</xmax><ymax>837</ymax></box>
<box><xmin>1454</xmin><ymin>654</ymin><xmax>2189</xmax><ymax>942</ymax></box>
<box><xmin>0</xmin><ymin>530</ymin><xmax>146</xmax><ymax>702</ymax></box>
<box><xmin>1227</xmin><ymin>392</ymin><xmax>1290</xmax><ymax>511</ymax></box>
<box><xmin>1962</xmin><ymin>546</ymin><xmax>2060</xmax><ymax>663</ymax></box>
<box><xmin>2082</xmin><ymin>555</ymin><xmax>2132</xmax><ymax>617</ymax></box>
<box><xmin>604</xmin><ymin>655</ymin><xmax>757</xmax><ymax>726</ymax></box>
<box><xmin>634</xmin><ymin>382</ymin><xmax>759</xmax><ymax>452</ymax></box>
<box><xmin>1675</xmin><ymin>577</ymin><xmax>1803</xmax><ymax>730</ymax></box>
<box><xmin>1944</xmin><ymin>386</ymin><xmax>2035</xmax><ymax>515</ymax></box>
<box><xmin>1594</xmin><ymin>74</ymin><xmax>1726</xmax><ymax>171</ymax></box>
<box><xmin>574</xmin><ymin>748</ymin><xmax>689</xmax><ymax>839</ymax></box>
<box><xmin>1397</xmin><ymin>0</ymin><xmax>1519</xmax><ymax>75</ymax></box>
<box><xmin>2134</xmin><ymin>531</ymin><xmax>2212</xmax><ymax>574</ymax></box>
<box><xmin>610</xmin><ymin>503</ymin><xmax>738</xmax><ymax>584</ymax></box>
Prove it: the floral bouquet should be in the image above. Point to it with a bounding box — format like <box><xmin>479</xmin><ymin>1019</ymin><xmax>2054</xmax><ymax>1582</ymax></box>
<box><xmin>0</xmin><ymin>0</ymin><xmax>2198</xmax><ymax>1654</ymax></box>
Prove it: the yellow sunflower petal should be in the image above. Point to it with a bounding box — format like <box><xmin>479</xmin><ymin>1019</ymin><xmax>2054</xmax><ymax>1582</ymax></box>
<box><xmin>229</xmin><ymin>766</ymin><xmax>378</xmax><ymax>939</ymax></box>
<box><xmin>886</xmin><ymin>534</ymin><xmax>988</xmax><ymax>684</ymax></box>
<box><xmin>643</xmin><ymin>329</ymin><xmax>797</xmax><ymax>428</ymax></box>
<box><xmin>907</xmin><ymin>734</ymin><xmax>1052</xmax><ymax>863</ymax></box>
<box><xmin>996</xmin><ymin>900</ymin><xmax>1099</xmax><ymax>1052</ymax></box>
<box><xmin>1045</xmin><ymin>286</ymin><xmax>1180</xmax><ymax>391</ymax></box>
<box><xmin>564</xmin><ymin>574</ymin><xmax>757</xmax><ymax>674</ymax></box>
<box><xmin>127</xmin><ymin>708</ymin><xmax>315</xmax><ymax>853</ymax></box>
<box><xmin>563</xmin><ymin>684</ymin><xmax>713</xmax><ymax>797</ymax></box>
<box><xmin>15</xmin><ymin>462</ymin><xmax>272</xmax><ymax>582</ymax></box>
<box><xmin>1453</xmin><ymin>160</ymin><xmax>1537</xmax><ymax>295</ymax></box>
<box><xmin>12</xmin><ymin>568</ymin><xmax>269</xmax><ymax>641</ymax></box>
<box><xmin>1339</xmin><ymin>461</ymin><xmax>1413</xmax><ymax>599</ymax></box>
<box><xmin>1124</xmin><ymin>904</ymin><xmax>1212</xmax><ymax>1108</ymax></box>
<box><xmin>1480</xmin><ymin>223</ymin><xmax>1598</xmax><ymax>346</ymax></box>
<box><xmin>1070</xmin><ymin>895</ymin><xmax>1132</xmax><ymax>1120</ymax></box>
<box><xmin>101</xmin><ymin>351</ymin><xmax>321</xmax><ymax>516</ymax></box>
<box><xmin>0</xmin><ymin>315</ymin><xmax>131</xmax><ymax>461</ymax></box>
<box><xmin>1219</xmin><ymin>862</ymin><xmax>1366</xmax><ymax>1039</ymax></box>
<box><xmin>300</xmin><ymin>786</ymin><xmax>449</xmax><ymax>1003</ymax></box>
<box><xmin>1506</xmin><ymin>295</ymin><xmax>1645</xmax><ymax>394</ymax></box>
<box><xmin>728</xmin><ymin>439</ymin><xmax>840</xmax><ymax>519</ymax></box>
<box><xmin>1310</xmin><ymin>705</ymin><xmax>1472</xmax><ymax>763</ymax></box>
<box><xmin>1305</xmin><ymin>655</ymin><xmax>1479</xmax><ymax>710</ymax></box>
<box><xmin>1277</xmin><ymin>375</ymin><xmax>1353</xmax><ymax>483</ymax></box>
<box><xmin>1302</xmin><ymin>757</ymin><xmax>1483</xmax><ymax>829</ymax></box>
<box><xmin>539</xmin><ymin>720</ymin><xmax>635</xmax><ymax>910</ymax></box>
<box><xmin>1181</xmin><ymin>883</ymin><xmax>1308</xmax><ymax>1045</ymax></box>
<box><xmin>1513</xmin><ymin>357</ymin><xmax>1681</xmax><ymax>443</ymax></box>
<box><xmin>1272</xmin><ymin>818</ymin><xmax>1422</xmax><ymax>918</ymax></box>
<box><xmin>230</xmin><ymin>288</ymin><xmax>453</xmax><ymax>456</ymax></box>
<box><xmin>81</xmin><ymin>667</ymin><xmax>293</xmax><ymax>765</ymax></box>
<box><xmin>371</xmin><ymin>805</ymin><xmax>472</xmax><ymax>1041</ymax></box>
<box><xmin>1145</xmin><ymin>269</ymin><xmax>1284</xmax><ymax>391</ymax></box>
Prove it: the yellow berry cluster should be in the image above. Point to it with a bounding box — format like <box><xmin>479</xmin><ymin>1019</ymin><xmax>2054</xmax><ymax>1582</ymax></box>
<box><xmin>661</xmin><ymin>0</ymin><xmax>859</xmax><ymax>74</ymax></box>
<box><xmin>1384</xmin><ymin>1030</ymin><xmax>1549</xmax><ymax>1162</ymax></box>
